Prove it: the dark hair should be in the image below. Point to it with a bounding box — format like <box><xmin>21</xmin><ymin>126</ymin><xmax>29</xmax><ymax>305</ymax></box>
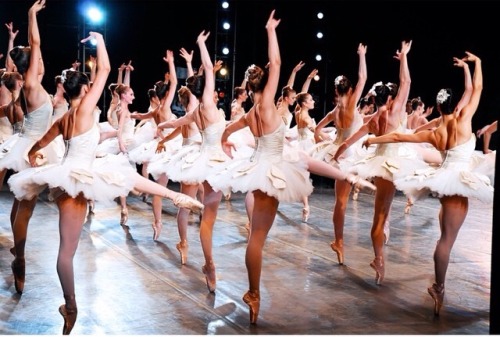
<box><xmin>147</xmin><ymin>88</ymin><xmax>157</xmax><ymax>100</ymax></box>
<box><xmin>436</xmin><ymin>88</ymin><xmax>453</xmax><ymax>115</ymax></box>
<box><xmin>358</xmin><ymin>96</ymin><xmax>374</xmax><ymax>110</ymax></box>
<box><xmin>186</xmin><ymin>75</ymin><xmax>204</xmax><ymax>99</ymax></box>
<box><xmin>410</xmin><ymin>97</ymin><xmax>423</xmax><ymax>111</ymax></box>
<box><xmin>295</xmin><ymin>92</ymin><xmax>310</xmax><ymax>107</ymax></box>
<box><xmin>245</xmin><ymin>64</ymin><xmax>267</xmax><ymax>93</ymax></box>
<box><xmin>55</xmin><ymin>75</ymin><xmax>63</xmax><ymax>85</ymax></box>
<box><xmin>154</xmin><ymin>80</ymin><xmax>169</xmax><ymax>100</ymax></box>
<box><xmin>373</xmin><ymin>82</ymin><xmax>392</xmax><ymax>107</ymax></box>
<box><xmin>9</xmin><ymin>46</ymin><xmax>31</xmax><ymax>75</ymax></box>
<box><xmin>62</xmin><ymin>70</ymin><xmax>90</xmax><ymax>99</ymax></box>
<box><xmin>386</xmin><ymin>82</ymin><xmax>398</xmax><ymax>97</ymax></box>
<box><xmin>234</xmin><ymin>86</ymin><xmax>246</xmax><ymax>99</ymax></box>
<box><xmin>177</xmin><ymin>86</ymin><xmax>191</xmax><ymax>109</ymax></box>
<box><xmin>334</xmin><ymin>75</ymin><xmax>352</xmax><ymax>96</ymax></box>
<box><xmin>115</xmin><ymin>84</ymin><xmax>130</xmax><ymax>97</ymax></box>
<box><xmin>281</xmin><ymin>85</ymin><xmax>295</xmax><ymax>99</ymax></box>
<box><xmin>1</xmin><ymin>71</ymin><xmax>23</xmax><ymax>91</ymax></box>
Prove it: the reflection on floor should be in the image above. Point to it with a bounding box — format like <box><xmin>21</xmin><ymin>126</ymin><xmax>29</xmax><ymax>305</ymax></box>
<box><xmin>0</xmin><ymin>182</ymin><xmax>492</xmax><ymax>334</ymax></box>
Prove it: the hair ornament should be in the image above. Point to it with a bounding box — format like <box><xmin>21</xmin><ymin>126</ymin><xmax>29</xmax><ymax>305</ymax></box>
<box><xmin>60</xmin><ymin>69</ymin><xmax>69</xmax><ymax>83</ymax></box>
<box><xmin>436</xmin><ymin>89</ymin><xmax>450</xmax><ymax>104</ymax></box>
<box><xmin>334</xmin><ymin>75</ymin><xmax>345</xmax><ymax>86</ymax></box>
<box><xmin>368</xmin><ymin>81</ymin><xmax>383</xmax><ymax>96</ymax></box>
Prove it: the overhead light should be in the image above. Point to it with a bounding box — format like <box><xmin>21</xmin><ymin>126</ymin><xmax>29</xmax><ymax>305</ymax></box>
<box><xmin>222</xmin><ymin>47</ymin><xmax>230</xmax><ymax>55</ymax></box>
<box><xmin>315</xmin><ymin>54</ymin><xmax>322</xmax><ymax>61</ymax></box>
<box><xmin>222</xmin><ymin>1</ymin><xmax>229</xmax><ymax>9</ymax></box>
<box><xmin>317</xmin><ymin>12</ymin><xmax>324</xmax><ymax>19</ymax></box>
<box><xmin>223</xmin><ymin>22</ymin><xmax>231</xmax><ymax>30</ymax></box>
<box><xmin>317</xmin><ymin>31</ymin><xmax>323</xmax><ymax>39</ymax></box>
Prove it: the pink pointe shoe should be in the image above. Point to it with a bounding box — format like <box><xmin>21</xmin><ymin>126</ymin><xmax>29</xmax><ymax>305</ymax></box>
<box><xmin>202</xmin><ymin>263</ymin><xmax>216</xmax><ymax>293</ymax></box>
<box><xmin>330</xmin><ymin>241</ymin><xmax>344</xmax><ymax>265</ymax></box>
<box><xmin>243</xmin><ymin>290</ymin><xmax>260</xmax><ymax>324</ymax></box>
<box><xmin>346</xmin><ymin>173</ymin><xmax>376</xmax><ymax>192</ymax></box>
<box><xmin>302</xmin><ymin>207</ymin><xmax>310</xmax><ymax>222</ymax></box>
<box><xmin>428</xmin><ymin>283</ymin><xmax>445</xmax><ymax>316</ymax></box>
<box><xmin>152</xmin><ymin>220</ymin><xmax>163</xmax><ymax>241</ymax></box>
<box><xmin>370</xmin><ymin>256</ymin><xmax>385</xmax><ymax>285</ymax></box>
<box><xmin>176</xmin><ymin>240</ymin><xmax>188</xmax><ymax>265</ymax></box>
<box><xmin>173</xmin><ymin>194</ymin><xmax>204</xmax><ymax>214</ymax></box>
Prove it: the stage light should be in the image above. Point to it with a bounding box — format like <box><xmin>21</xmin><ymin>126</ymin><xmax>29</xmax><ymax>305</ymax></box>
<box><xmin>315</xmin><ymin>54</ymin><xmax>322</xmax><ymax>61</ymax></box>
<box><xmin>316</xmin><ymin>31</ymin><xmax>323</xmax><ymax>39</ymax></box>
<box><xmin>219</xmin><ymin>68</ymin><xmax>228</xmax><ymax>76</ymax></box>
<box><xmin>89</xmin><ymin>38</ymin><xmax>97</xmax><ymax>46</ymax></box>
<box><xmin>86</xmin><ymin>6</ymin><xmax>104</xmax><ymax>24</ymax></box>
<box><xmin>221</xmin><ymin>1</ymin><xmax>229</xmax><ymax>9</ymax></box>
<box><xmin>222</xmin><ymin>47</ymin><xmax>230</xmax><ymax>55</ymax></box>
<box><xmin>314</xmin><ymin>74</ymin><xmax>320</xmax><ymax>81</ymax></box>
<box><xmin>317</xmin><ymin>12</ymin><xmax>324</xmax><ymax>19</ymax></box>
<box><xmin>223</xmin><ymin>22</ymin><xmax>231</xmax><ymax>30</ymax></box>
<box><xmin>88</xmin><ymin>60</ymin><xmax>94</xmax><ymax>69</ymax></box>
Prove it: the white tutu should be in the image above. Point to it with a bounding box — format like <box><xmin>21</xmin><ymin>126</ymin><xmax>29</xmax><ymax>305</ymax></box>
<box><xmin>394</xmin><ymin>135</ymin><xmax>493</xmax><ymax>203</ymax></box>
<box><xmin>8</xmin><ymin>125</ymin><xmax>137</xmax><ymax>206</ymax></box>
<box><xmin>208</xmin><ymin>123</ymin><xmax>313</xmax><ymax>203</ymax></box>
<box><xmin>160</xmin><ymin>119</ymin><xmax>231</xmax><ymax>186</ymax></box>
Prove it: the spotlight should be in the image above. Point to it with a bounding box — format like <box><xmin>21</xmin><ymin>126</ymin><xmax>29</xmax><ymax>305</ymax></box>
<box><xmin>86</xmin><ymin>6</ymin><xmax>104</xmax><ymax>24</ymax></box>
<box><xmin>222</xmin><ymin>1</ymin><xmax>229</xmax><ymax>9</ymax></box>
<box><xmin>222</xmin><ymin>47</ymin><xmax>230</xmax><ymax>55</ymax></box>
<box><xmin>90</xmin><ymin>38</ymin><xmax>97</xmax><ymax>46</ymax></box>
<box><xmin>316</xmin><ymin>31</ymin><xmax>323</xmax><ymax>39</ymax></box>
<box><xmin>219</xmin><ymin>68</ymin><xmax>228</xmax><ymax>76</ymax></box>
<box><xmin>223</xmin><ymin>22</ymin><xmax>231</xmax><ymax>30</ymax></box>
<box><xmin>314</xmin><ymin>74</ymin><xmax>320</xmax><ymax>81</ymax></box>
<box><xmin>317</xmin><ymin>12</ymin><xmax>324</xmax><ymax>19</ymax></box>
<box><xmin>315</xmin><ymin>54</ymin><xmax>322</xmax><ymax>61</ymax></box>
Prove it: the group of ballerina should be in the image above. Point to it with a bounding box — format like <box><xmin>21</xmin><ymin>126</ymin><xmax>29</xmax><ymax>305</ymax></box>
<box><xmin>0</xmin><ymin>1</ymin><xmax>495</xmax><ymax>333</ymax></box>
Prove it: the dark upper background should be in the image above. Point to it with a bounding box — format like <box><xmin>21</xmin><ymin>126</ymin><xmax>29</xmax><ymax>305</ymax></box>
<box><xmin>1</xmin><ymin>0</ymin><xmax>498</xmax><ymax>150</ymax></box>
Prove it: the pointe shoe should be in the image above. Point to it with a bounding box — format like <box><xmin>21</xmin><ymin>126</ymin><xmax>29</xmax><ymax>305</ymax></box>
<box><xmin>243</xmin><ymin>290</ymin><xmax>260</xmax><ymax>324</ymax></box>
<box><xmin>404</xmin><ymin>199</ymin><xmax>413</xmax><ymax>214</ymax></box>
<box><xmin>173</xmin><ymin>194</ymin><xmax>204</xmax><ymax>214</ymax></box>
<box><xmin>383</xmin><ymin>221</ymin><xmax>390</xmax><ymax>245</ymax></box>
<box><xmin>152</xmin><ymin>220</ymin><xmax>163</xmax><ymax>241</ymax></box>
<box><xmin>346</xmin><ymin>173</ymin><xmax>376</xmax><ymax>192</ymax></box>
<box><xmin>302</xmin><ymin>207</ymin><xmax>310</xmax><ymax>222</ymax></box>
<box><xmin>225</xmin><ymin>192</ymin><xmax>231</xmax><ymax>201</ymax></box>
<box><xmin>369</xmin><ymin>256</ymin><xmax>385</xmax><ymax>285</ymax></box>
<box><xmin>202</xmin><ymin>264</ymin><xmax>216</xmax><ymax>293</ymax></box>
<box><xmin>428</xmin><ymin>283</ymin><xmax>445</xmax><ymax>316</ymax></box>
<box><xmin>11</xmin><ymin>258</ymin><xmax>25</xmax><ymax>294</ymax></box>
<box><xmin>120</xmin><ymin>208</ymin><xmax>129</xmax><ymax>226</ymax></box>
<box><xmin>330</xmin><ymin>241</ymin><xmax>344</xmax><ymax>265</ymax></box>
<box><xmin>59</xmin><ymin>304</ymin><xmax>78</xmax><ymax>335</ymax></box>
<box><xmin>176</xmin><ymin>241</ymin><xmax>188</xmax><ymax>265</ymax></box>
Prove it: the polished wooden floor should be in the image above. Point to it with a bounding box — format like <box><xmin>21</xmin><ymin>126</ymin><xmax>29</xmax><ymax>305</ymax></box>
<box><xmin>0</xmin><ymin>177</ymin><xmax>493</xmax><ymax>335</ymax></box>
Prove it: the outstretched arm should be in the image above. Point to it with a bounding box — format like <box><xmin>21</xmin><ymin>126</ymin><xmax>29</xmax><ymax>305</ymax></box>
<box><xmin>301</xmin><ymin>68</ymin><xmax>318</xmax><ymax>93</ymax></box>
<box><xmin>363</xmin><ymin>129</ymin><xmax>436</xmax><ymax>149</ymax></box>
<box><xmin>179</xmin><ymin>48</ymin><xmax>194</xmax><ymax>77</ymax></box>
<box><xmin>164</xmin><ymin>50</ymin><xmax>178</xmax><ymax>106</ymax></box>
<box><xmin>196</xmin><ymin>30</ymin><xmax>216</xmax><ymax>109</ymax></box>
<box><xmin>391</xmin><ymin>40</ymin><xmax>412</xmax><ymax>117</ymax></box>
<box><xmin>287</xmin><ymin>61</ymin><xmax>304</xmax><ymax>89</ymax></box>
<box><xmin>5</xmin><ymin>22</ymin><xmax>18</xmax><ymax>71</ymax></box>
<box><xmin>25</xmin><ymin>0</ymin><xmax>45</xmax><ymax>90</ymax></box>
<box><xmin>261</xmin><ymin>10</ymin><xmax>281</xmax><ymax>112</ymax></box>
<box><xmin>453</xmin><ymin>56</ymin><xmax>472</xmax><ymax>116</ymax></box>
<box><xmin>457</xmin><ymin>52</ymin><xmax>481</xmax><ymax>124</ymax></box>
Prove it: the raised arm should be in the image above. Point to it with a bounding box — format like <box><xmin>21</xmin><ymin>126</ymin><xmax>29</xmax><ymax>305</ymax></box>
<box><xmin>458</xmin><ymin>52</ymin><xmax>482</xmax><ymax>124</ymax></box>
<box><xmin>5</xmin><ymin>22</ymin><xmax>19</xmax><ymax>71</ymax></box>
<box><xmin>287</xmin><ymin>61</ymin><xmax>304</xmax><ymax>89</ymax></box>
<box><xmin>79</xmin><ymin>32</ymin><xmax>110</xmax><ymax>121</ymax></box>
<box><xmin>350</xmin><ymin>43</ymin><xmax>368</xmax><ymax>107</ymax></box>
<box><xmin>301</xmin><ymin>68</ymin><xmax>318</xmax><ymax>93</ymax></box>
<box><xmin>122</xmin><ymin>60</ymin><xmax>133</xmax><ymax>86</ymax></box>
<box><xmin>391</xmin><ymin>40</ymin><xmax>412</xmax><ymax>117</ymax></box>
<box><xmin>453</xmin><ymin>56</ymin><xmax>473</xmax><ymax>116</ymax></box>
<box><xmin>261</xmin><ymin>10</ymin><xmax>281</xmax><ymax>111</ymax></box>
<box><xmin>164</xmin><ymin>50</ymin><xmax>178</xmax><ymax>106</ymax></box>
<box><xmin>179</xmin><ymin>48</ymin><xmax>195</xmax><ymax>77</ymax></box>
<box><xmin>25</xmin><ymin>0</ymin><xmax>45</xmax><ymax>90</ymax></box>
<box><xmin>196</xmin><ymin>31</ymin><xmax>216</xmax><ymax>109</ymax></box>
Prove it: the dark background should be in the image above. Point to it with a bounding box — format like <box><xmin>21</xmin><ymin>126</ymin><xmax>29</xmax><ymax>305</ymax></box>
<box><xmin>1</xmin><ymin>0</ymin><xmax>498</xmax><ymax>152</ymax></box>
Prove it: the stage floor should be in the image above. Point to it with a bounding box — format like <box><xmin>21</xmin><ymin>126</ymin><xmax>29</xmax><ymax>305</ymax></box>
<box><xmin>0</xmin><ymin>181</ymin><xmax>492</xmax><ymax>334</ymax></box>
